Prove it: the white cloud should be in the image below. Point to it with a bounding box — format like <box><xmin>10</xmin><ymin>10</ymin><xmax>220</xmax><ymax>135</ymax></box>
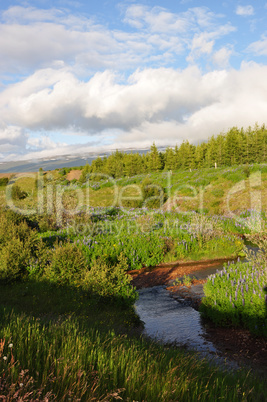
<box><xmin>27</xmin><ymin>135</ymin><xmax>67</xmax><ymax>151</ymax></box>
<box><xmin>187</xmin><ymin>24</ymin><xmax>235</xmax><ymax>63</ymax></box>
<box><xmin>123</xmin><ymin>4</ymin><xmax>190</xmax><ymax>33</ymax></box>
<box><xmin>0</xmin><ymin>66</ymin><xmax>223</xmax><ymax>134</ymax></box>
<box><xmin>246</xmin><ymin>35</ymin><xmax>267</xmax><ymax>56</ymax></box>
<box><xmin>0</xmin><ymin>125</ymin><xmax>28</xmax><ymax>154</ymax></box>
<box><xmin>0</xmin><ymin>4</ymin><xmax>237</xmax><ymax>80</ymax></box>
<box><xmin>0</xmin><ymin>4</ymin><xmax>266</xmax><ymax>162</ymax></box>
<box><xmin>212</xmin><ymin>46</ymin><xmax>233</xmax><ymax>67</ymax></box>
<box><xmin>235</xmin><ymin>5</ymin><xmax>254</xmax><ymax>16</ymax></box>
<box><xmin>123</xmin><ymin>5</ymin><xmax>231</xmax><ymax>34</ymax></box>
<box><xmin>1</xmin><ymin>62</ymin><xmax>267</xmax><ymax>161</ymax></box>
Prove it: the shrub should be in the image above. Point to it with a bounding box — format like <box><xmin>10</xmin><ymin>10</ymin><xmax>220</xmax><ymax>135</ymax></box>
<box><xmin>10</xmin><ymin>184</ymin><xmax>27</xmax><ymax>200</ymax></box>
<box><xmin>0</xmin><ymin>177</ymin><xmax>8</xmax><ymax>186</ymax></box>
<box><xmin>1</xmin><ymin>208</ymin><xmax>38</xmax><ymax>230</ymax></box>
<box><xmin>0</xmin><ymin>216</ymin><xmax>47</xmax><ymax>282</ymax></box>
<box><xmin>37</xmin><ymin>214</ymin><xmax>58</xmax><ymax>232</ymax></box>
<box><xmin>2</xmin><ymin>209</ymin><xmax>26</xmax><ymax>226</ymax></box>
<box><xmin>83</xmin><ymin>253</ymin><xmax>138</xmax><ymax>306</ymax></box>
<box><xmin>141</xmin><ymin>177</ymin><xmax>167</xmax><ymax>208</ymax></box>
<box><xmin>243</xmin><ymin>165</ymin><xmax>250</xmax><ymax>178</ymax></box>
<box><xmin>45</xmin><ymin>241</ymin><xmax>88</xmax><ymax>285</ymax></box>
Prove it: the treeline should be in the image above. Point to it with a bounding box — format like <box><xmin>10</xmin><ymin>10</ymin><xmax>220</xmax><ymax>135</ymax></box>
<box><xmin>79</xmin><ymin>124</ymin><xmax>267</xmax><ymax>180</ymax></box>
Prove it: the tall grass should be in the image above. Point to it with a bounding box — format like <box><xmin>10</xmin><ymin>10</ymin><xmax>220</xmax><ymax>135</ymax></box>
<box><xmin>0</xmin><ymin>308</ymin><xmax>266</xmax><ymax>401</ymax></box>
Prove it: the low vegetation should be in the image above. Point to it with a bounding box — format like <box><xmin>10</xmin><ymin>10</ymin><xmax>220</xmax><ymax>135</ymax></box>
<box><xmin>201</xmin><ymin>236</ymin><xmax>267</xmax><ymax>336</ymax></box>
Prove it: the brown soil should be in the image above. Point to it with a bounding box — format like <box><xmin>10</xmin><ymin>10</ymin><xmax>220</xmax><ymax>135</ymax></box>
<box><xmin>0</xmin><ymin>173</ymin><xmax>14</xmax><ymax>179</ymax></box>
<box><xmin>203</xmin><ymin>325</ymin><xmax>267</xmax><ymax>374</ymax></box>
<box><xmin>130</xmin><ymin>258</ymin><xmax>229</xmax><ymax>289</ymax></box>
<box><xmin>130</xmin><ymin>260</ymin><xmax>267</xmax><ymax>374</ymax></box>
<box><xmin>67</xmin><ymin>170</ymin><xmax>82</xmax><ymax>181</ymax></box>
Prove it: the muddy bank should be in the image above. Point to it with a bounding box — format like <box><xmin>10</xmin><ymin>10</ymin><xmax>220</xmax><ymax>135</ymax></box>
<box><xmin>130</xmin><ymin>258</ymin><xmax>229</xmax><ymax>289</ymax></box>
<box><xmin>203</xmin><ymin>324</ymin><xmax>267</xmax><ymax>375</ymax></box>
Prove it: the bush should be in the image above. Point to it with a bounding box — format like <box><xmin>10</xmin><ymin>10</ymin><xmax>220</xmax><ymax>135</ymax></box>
<box><xmin>2</xmin><ymin>209</ymin><xmax>26</xmax><ymax>226</ymax></box>
<box><xmin>37</xmin><ymin>214</ymin><xmax>58</xmax><ymax>232</ymax></box>
<box><xmin>243</xmin><ymin>165</ymin><xmax>250</xmax><ymax>178</ymax></box>
<box><xmin>83</xmin><ymin>253</ymin><xmax>138</xmax><ymax>306</ymax></box>
<box><xmin>0</xmin><ymin>177</ymin><xmax>8</xmax><ymax>186</ymax></box>
<box><xmin>141</xmin><ymin>177</ymin><xmax>167</xmax><ymax>208</ymax></box>
<box><xmin>0</xmin><ymin>216</ymin><xmax>47</xmax><ymax>282</ymax></box>
<box><xmin>45</xmin><ymin>241</ymin><xmax>88</xmax><ymax>285</ymax></box>
<box><xmin>10</xmin><ymin>184</ymin><xmax>27</xmax><ymax>200</ymax></box>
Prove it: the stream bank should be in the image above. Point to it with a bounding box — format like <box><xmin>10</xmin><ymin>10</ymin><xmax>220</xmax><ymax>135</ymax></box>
<box><xmin>130</xmin><ymin>257</ymin><xmax>267</xmax><ymax>374</ymax></box>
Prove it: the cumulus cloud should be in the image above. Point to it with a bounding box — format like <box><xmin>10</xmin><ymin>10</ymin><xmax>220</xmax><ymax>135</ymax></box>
<box><xmin>1</xmin><ymin>62</ymin><xmax>267</xmax><ymax>161</ymax></box>
<box><xmin>187</xmin><ymin>24</ymin><xmax>235</xmax><ymax>63</ymax></box>
<box><xmin>236</xmin><ymin>5</ymin><xmax>254</xmax><ymax>16</ymax></box>
<box><xmin>0</xmin><ymin>4</ymin><xmax>266</xmax><ymax>162</ymax></box>
<box><xmin>0</xmin><ymin>66</ymin><xmax>224</xmax><ymax>134</ymax></box>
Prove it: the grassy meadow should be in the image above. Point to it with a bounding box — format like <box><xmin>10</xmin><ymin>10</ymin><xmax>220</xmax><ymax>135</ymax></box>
<box><xmin>0</xmin><ymin>163</ymin><xmax>267</xmax><ymax>400</ymax></box>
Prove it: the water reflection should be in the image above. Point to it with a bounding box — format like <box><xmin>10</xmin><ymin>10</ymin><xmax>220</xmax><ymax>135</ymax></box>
<box><xmin>135</xmin><ymin>286</ymin><xmax>216</xmax><ymax>352</ymax></box>
<box><xmin>135</xmin><ymin>285</ymin><xmax>238</xmax><ymax>369</ymax></box>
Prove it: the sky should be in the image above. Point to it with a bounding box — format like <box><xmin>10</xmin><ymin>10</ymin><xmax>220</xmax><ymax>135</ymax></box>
<box><xmin>0</xmin><ymin>0</ymin><xmax>267</xmax><ymax>162</ymax></box>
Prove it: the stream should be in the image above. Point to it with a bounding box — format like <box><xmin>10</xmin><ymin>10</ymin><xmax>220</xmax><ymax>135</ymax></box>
<box><xmin>134</xmin><ymin>249</ymin><xmax>259</xmax><ymax>369</ymax></box>
<box><xmin>135</xmin><ymin>285</ymin><xmax>217</xmax><ymax>353</ymax></box>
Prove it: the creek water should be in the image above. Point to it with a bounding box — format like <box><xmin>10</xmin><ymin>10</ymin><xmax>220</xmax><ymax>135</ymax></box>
<box><xmin>134</xmin><ymin>262</ymin><xmax>237</xmax><ymax>369</ymax></box>
<box><xmin>134</xmin><ymin>244</ymin><xmax>260</xmax><ymax>368</ymax></box>
<box><xmin>135</xmin><ymin>285</ymin><xmax>216</xmax><ymax>351</ymax></box>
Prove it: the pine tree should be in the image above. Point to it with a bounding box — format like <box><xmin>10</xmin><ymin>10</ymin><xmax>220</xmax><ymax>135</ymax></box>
<box><xmin>79</xmin><ymin>162</ymin><xmax>91</xmax><ymax>183</ymax></box>
<box><xmin>147</xmin><ymin>143</ymin><xmax>162</xmax><ymax>172</ymax></box>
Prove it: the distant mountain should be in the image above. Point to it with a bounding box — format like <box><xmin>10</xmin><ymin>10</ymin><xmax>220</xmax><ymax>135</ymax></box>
<box><xmin>0</xmin><ymin>148</ymin><xmax>151</xmax><ymax>173</ymax></box>
<box><xmin>0</xmin><ymin>155</ymin><xmax>96</xmax><ymax>174</ymax></box>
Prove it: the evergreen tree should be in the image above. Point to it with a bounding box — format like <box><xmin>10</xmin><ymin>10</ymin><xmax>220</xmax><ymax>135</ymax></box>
<box><xmin>79</xmin><ymin>162</ymin><xmax>91</xmax><ymax>183</ymax></box>
<box><xmin>164</xmin><ymin>147</ymin><xmax>175</xmax><ymax>170</ymax></box>
<box><xmin>77</xmin><ymin>123</ymin><xmax>267</xmax><ymax>179</ymax></box>
<box><xmin>147</xmin><ymin>143</ymin><xmax>162</xmax><ymax>172</ymax></box>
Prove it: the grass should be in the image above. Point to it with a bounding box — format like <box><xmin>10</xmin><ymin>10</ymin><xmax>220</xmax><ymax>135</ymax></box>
<box><xmin>0</xmin><ymin>281</ymin><xmax>267</xmax><ymax>401</ymax></box>
<box><xmin>1</xmin><ymin>163</ymin><xmax>267</xmax><ymax>216</ymax></box>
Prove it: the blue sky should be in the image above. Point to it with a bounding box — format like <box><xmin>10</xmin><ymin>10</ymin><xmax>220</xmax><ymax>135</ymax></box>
<box><xmin>0</xmin><ymin>0</ymin><xmax>267</xmax><ymax>161</ymax></box>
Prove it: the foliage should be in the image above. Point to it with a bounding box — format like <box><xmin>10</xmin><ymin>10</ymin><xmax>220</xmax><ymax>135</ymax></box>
<box><xmin>45</xmin><ymin>241</ymin><xmax>88</xmax><ymax>286</ymax></box>
<box><xmin>0</xmin><ymin>177</ymin><xmax>9</xmax><ymax>186</ymax></box>
<box><xmin>56</xmin><ymin>209</ymin><xmax>245</xmax><ymax>272</ymax></box>
<box><xmin>36</xmin><ymin>213</ymin><xmax>59</xmax><ymax>232</ymax></box>
<box><xmin>0</xmin><ymin>215</ymin><xmax>46</xmax><ymax>282</ymax></box>
<box><xmin>83</xmin><ymin>253</ymin><xmax>138</xmax><ymax>305</ymax></box>
<box><xmin>72</xmin><ymin>123</ymin><xmax>267</xmax><ymax>177</ymax></box>
<box><xmin>141</xmin><ymin>176</ymin><xmax>167</xmax><ymax>208</ymax></box>
<box><xmin>182</xmin><ymin>274</ymin><xmax>195</xmax><ymax>286</ymax></box>
<box><xmin>10</xmin><ymin>184</ymin><xmax>27</xmax><ymax>200</ymax></box>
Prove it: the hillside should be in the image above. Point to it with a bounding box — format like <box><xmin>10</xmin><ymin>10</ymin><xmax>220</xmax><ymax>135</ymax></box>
<box><xmin>1</xmin><ymin>163</ymin><xmax>267</xmax><ymax>221</ymax></box>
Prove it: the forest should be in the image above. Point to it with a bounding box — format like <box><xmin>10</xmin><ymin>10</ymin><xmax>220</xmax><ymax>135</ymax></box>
<box><xmin>75</xmin><ymin>124</ymin><xmax>267</xmax><ymax>180</ymax></box>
